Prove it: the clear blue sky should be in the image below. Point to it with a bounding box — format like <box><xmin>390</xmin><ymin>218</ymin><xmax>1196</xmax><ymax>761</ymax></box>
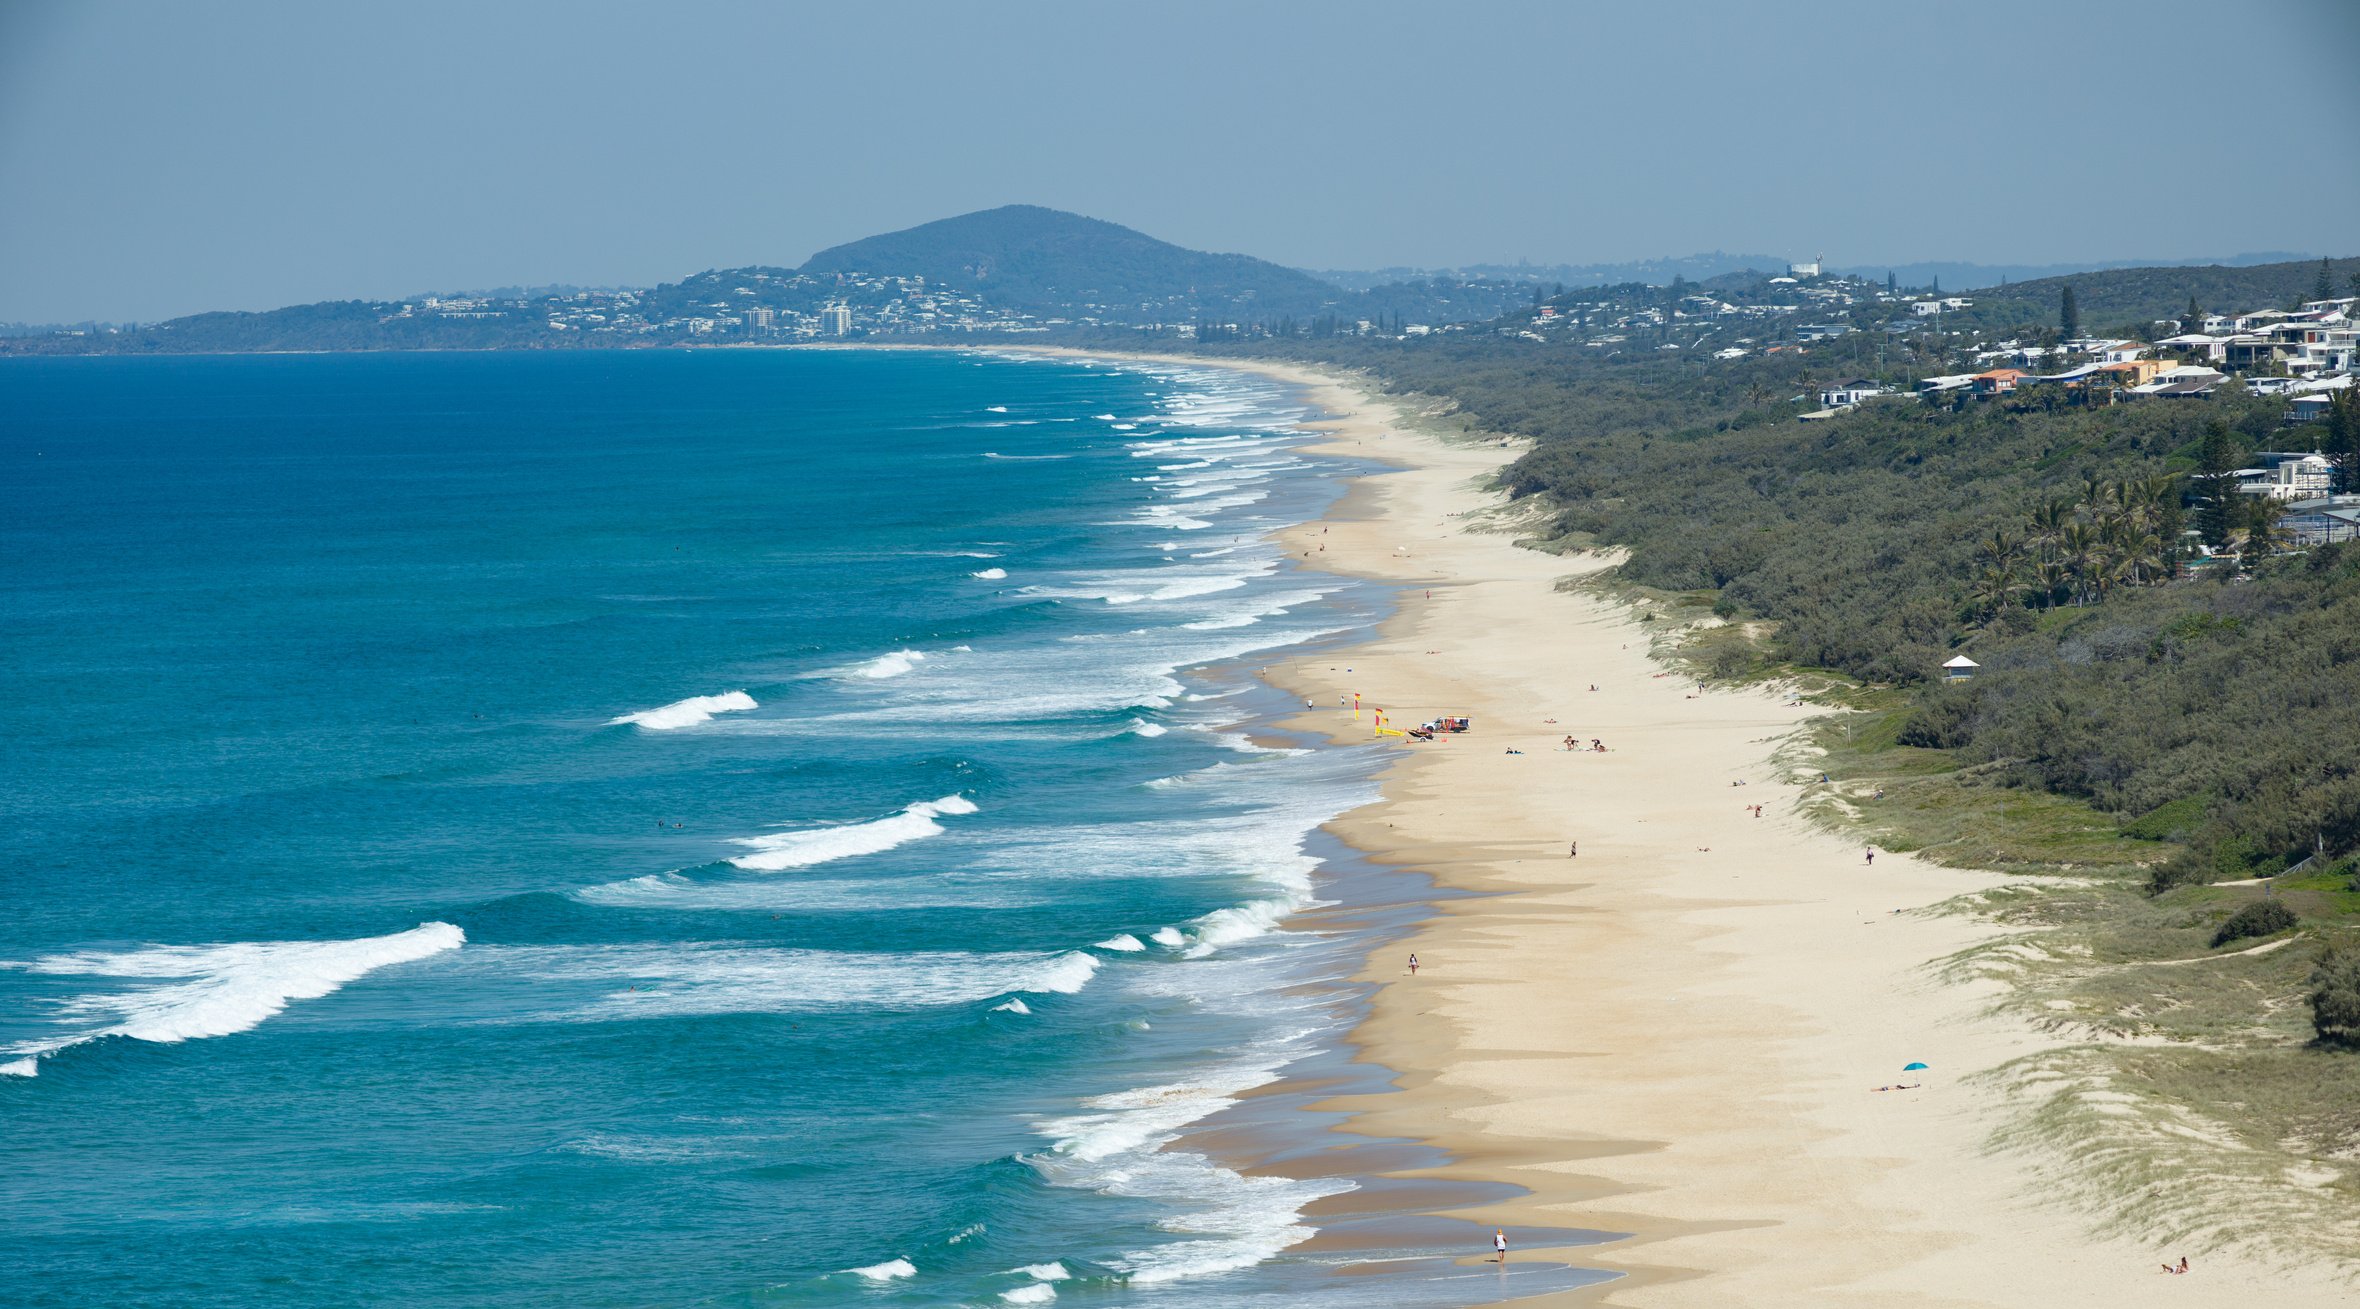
<box><xmin>3</xmin><ymin>0</ymin><xmax>2355</xmax><ymax>323</ymax></box>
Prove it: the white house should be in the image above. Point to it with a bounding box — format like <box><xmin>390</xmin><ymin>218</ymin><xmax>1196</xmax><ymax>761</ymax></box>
<box><xmin>1942</xmin><ymin>655</ymin><xmax>1980</xmax><ymax>681</ymax></box>
<box><xmin>1820</xmin><ymin>378</ymin><xmax>1888</xmax><ymax>407</ymax></box>
<box><xmin>2235</xmin><ymin>454</ymin><xmax>2333</xmax><ymax>499</ymax></box>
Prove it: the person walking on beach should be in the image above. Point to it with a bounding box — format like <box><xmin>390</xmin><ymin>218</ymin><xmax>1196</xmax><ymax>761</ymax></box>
<box><xmin>1493</xmin><ymin>1228</ymin><xmax>1508</xmax><ymax>1263</ymax></box>
<box><xmin>1865</xmin><ymin>847</ymin><xmax>1876</xmax><ymax>866</ymax></box>
<box><xmin>1407</xmin><ymin>953</ymin><xmax>1419</xmax><ymax>975</ymax></box>
<box><xmin>1568</xmin><ymin>841</ymin><xmax>1577</xmax><ymax>858</ymax></box>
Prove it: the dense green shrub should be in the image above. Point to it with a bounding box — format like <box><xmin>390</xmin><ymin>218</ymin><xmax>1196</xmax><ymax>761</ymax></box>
<box><xmin>1897</xmin><ymin>686</ymin><xmax>1977</xmax><ymax>749</ymax></box>
<box><xmin>2212</xmin><ymin>899</ymin><xmax>2298</xmax><ymax>948</ymax></box>
<box><xmin>2311</xmin><ymin>949</ymin><xmax>2360</xmax><ymax>1047</ymax></box>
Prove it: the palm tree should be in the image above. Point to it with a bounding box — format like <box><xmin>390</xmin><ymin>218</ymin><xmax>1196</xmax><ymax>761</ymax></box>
<box><xmin>2061</xmin><ymin>522</ymin><xmax>2099</xmax><ymax>606</ymax></box>
<box><xmin>2126</xmin><ymin>529</ymin><xmax>2167</xmax><ymax>584</ymax></box>
<box><xmin>2035</xmin><ymin>556</ymin><xmax>2072</xmax><ymax>611</ymax></box>
<box><xmin>2240</xmin><ymin>498</ymin><xmax>2293</xmax><ymax>572</ymax></box>
<box><xmin>2029</xmin><ymin>496</ymin><xmax>2073</xmax><ymax>545</ymax></box>
<box><xmin>1969</xmin><ymin>565</ymin><xmax>2023</xmax><ymax>622</ymax></box>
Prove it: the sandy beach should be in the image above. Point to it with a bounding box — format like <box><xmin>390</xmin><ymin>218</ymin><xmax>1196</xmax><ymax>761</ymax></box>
<box><xmin>1094</xmin><ymin>354</ymin><xmax>2354</xmax><ymax>1308</ymax></box>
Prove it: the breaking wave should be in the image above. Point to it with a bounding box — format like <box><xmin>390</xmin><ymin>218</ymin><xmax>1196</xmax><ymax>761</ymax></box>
<box><xmin>2</xmin><ymin>922</ymin><xmax>465</xmax><ymax>1077</ymax></box>
<box><xmin>728</xmin><ymin>795</ymin><xmax>978</xmax><ymax>871</ymax></box>
<box><xmin>608</xmin><ymin>690</ymin><xmax>757</xmax><ymax>730</ymax></box>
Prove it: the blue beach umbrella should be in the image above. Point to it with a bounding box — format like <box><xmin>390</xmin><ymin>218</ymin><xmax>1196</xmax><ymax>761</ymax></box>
<box><xmin>1902</xmin><ymin>1062</ymin><xmax>1929</xmax><ymax>1072</ymax></box>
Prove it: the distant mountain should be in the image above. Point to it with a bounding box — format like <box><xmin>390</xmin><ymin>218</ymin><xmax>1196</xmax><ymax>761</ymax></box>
<box><xmin>800</xmin><ymin>205</ymin><xmax>1347</xmax><ymax>316</ymax></box>
<box><xmin>1832</xmin><ymin>252</ymin><xmax>2316</xmax><ymax>292</ymax></box>
<box><xmin>1318</xmin><ymin>250</ymin><xmax>2323</xmax><ymax>294</ymax></box>
<box><xmin>1313</xmin><ymin>252</ymin><xmax>1788</xmax><ymax>292</ymax></box>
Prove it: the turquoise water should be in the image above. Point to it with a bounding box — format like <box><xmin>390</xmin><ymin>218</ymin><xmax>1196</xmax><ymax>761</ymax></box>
<box><xmin>0</xmin><ymin>349</ymin><xmax>1611</xmax><ymax>1306</ymax></box>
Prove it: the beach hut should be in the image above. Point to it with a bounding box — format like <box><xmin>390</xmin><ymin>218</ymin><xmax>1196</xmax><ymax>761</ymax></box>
<box><xmin>1941</xmin><ymin>655</ymin><xmax>1980</xmax><ymax>682</ymax></box>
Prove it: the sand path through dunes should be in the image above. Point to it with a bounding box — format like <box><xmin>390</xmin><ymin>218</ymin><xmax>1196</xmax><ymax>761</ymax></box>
<box><xmin>1244</xmin><ymin>368</ymin><xmax>2353</xmax><ymax>1308</ymax></box>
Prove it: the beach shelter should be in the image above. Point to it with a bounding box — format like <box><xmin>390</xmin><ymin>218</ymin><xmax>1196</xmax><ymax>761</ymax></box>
<box><xmin>1941</xmin><ymin>656</ymin><xmax>1979</xmax><ymax>682</ymax></box>
<box><xmin>1902</xmin><ymin>1062</ymin><xmax>1928</xmax><ymax>1072</ymax></box>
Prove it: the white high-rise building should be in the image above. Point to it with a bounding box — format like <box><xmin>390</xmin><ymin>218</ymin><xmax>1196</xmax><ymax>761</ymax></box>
<box><xmin>820</xmin><ymin>305</ymin><xmax>852</xmax><ymax>336</ymax></box>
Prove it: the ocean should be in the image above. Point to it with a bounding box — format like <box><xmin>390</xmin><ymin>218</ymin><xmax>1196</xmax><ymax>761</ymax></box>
<box><xmin>0</xmin><ymin>348</ymin><xmax>1610</xmax><ymax>1306</ymax></box>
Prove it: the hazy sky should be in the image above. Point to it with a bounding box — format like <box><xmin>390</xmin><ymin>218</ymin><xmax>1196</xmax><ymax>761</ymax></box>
<box><xmin>4</xmin><ymin>0</ymin><xmax>2356</xmax><ymax>323</ymax></box>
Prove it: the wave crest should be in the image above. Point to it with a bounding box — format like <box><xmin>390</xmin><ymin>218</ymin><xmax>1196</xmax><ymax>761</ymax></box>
<box><xmin>3</xmin><ymin>922</ymin><xmax>465</xmax><ymax>1077</ymax></box>
<box><xmin>729</xmin><ymin>794</ymin><xmax>978</xmax><ymax>872</ymax></box>
<box><xmin>608</xmin><ymin>691</ymin><xmax>756</xmax><ymax>730</ymax></box>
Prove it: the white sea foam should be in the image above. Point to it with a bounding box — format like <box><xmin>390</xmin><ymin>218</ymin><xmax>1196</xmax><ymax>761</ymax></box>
<box><xmin>608</xmin><ymin>690</ymin><xmax>757</xmax><ymax>730</ymax></box>
<box><xmin>1178</xmin><ymin>898</ymin><xmax>1295</xmax><ymax>957</ymax></box>
<box><xmin>992</xmin><ymin>998</ymin><xmax>1032</xmax><ymax>1015</ymax></box>
<box><xmin>500</xmin><ymin>944</ymin><xmax>1100</xmax><ymax>1018</ymax></box>
<box><xmin>972</xmin><ymin>567</ymin><xmax>1008</xmax><ymax>580</ymax></box>
<box><xmin>1150</xmin><ymin>927</ymin><xmax>1187</xmax><ymax>948</ymax></box>
<box><xmin>986</xmin><ymin>405</ymin><xmax>1009</xmax><ymax>413</ymax></box>
<box><xmin>1000</xmin><ymin>1286</ymin><xmax>1056</xmax><ymax>1303</ymax></box>
<box><xmin>1</xmin><ymin>923</ymin><xmax>464</xmax><ymax>1076</ymax></box>
<box><xmin>1026</xmin><ymin>1050</ymin><xmax>1350</xmax><ymax>1287</ymax></box>
<box><xmin>849</xmin><ymin>1258</ymin><xmax>915</xmax><ymax>1281</ymax></box>
<box><xmin>574</xmin><ymin>873</ymin><xmax>1038</xmax><ymax>912</ymax></box>
<box><xmin>727</xmin><ymin>794</ymin><xmax>977</xmax><ymax>871</ymax></box>
<box><xmin>841</xmin><ymin>649</ymin><xmax>927</xmax><ymax>680</ymax></box>
<box><xmin>1126</xmin><ymin>719</ymin><xmax>1167</xmax><ymax>737</ymax></box>
<box><xmin>1015</xmin><ymin>1262</ymin><xmax>1070</xmax><ymax>1281</ymax></box>
<box><xmin>1093</xmin><ymin>934</ymin><xmax>1146</xmax><ymax>952</ymax></box>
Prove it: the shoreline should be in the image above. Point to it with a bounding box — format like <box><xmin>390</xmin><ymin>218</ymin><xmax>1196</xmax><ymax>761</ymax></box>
<box><xmin>987</xmin><ymin>347</ymin><xmax>2352</xmax><ymax>1307</ymax></box>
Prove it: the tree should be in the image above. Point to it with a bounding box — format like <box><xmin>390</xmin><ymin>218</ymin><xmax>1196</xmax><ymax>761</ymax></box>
<box><xmin>2322</xmin><ymin>389</ymin><xmax>2360</xmax><ymax>494</ymax></box>
<box><xmin>2181</xmin><ymin>294</ymin><xmax>2202</xmax><ymax>334</ymax></box>
<box><xmin>2193</xmin><ymin>419</ymin><xmax>2242</xmax><ymax>549</ymax></box>
<box><xmin>1887</xmin><ymin>271</ymin><xmax>1897</xmax><ymax>294</ymax></box>
<box><xmin>2239</xmin><ymin>495</ymin><xmax>2290</xmax><ymax>572</ymax></box>
<box><xmin>2316</xmin><ymin>257</ymin><xmax>2336</xmax><ymax>303</ymax></box>
<box><xmin>2060</xmin><ymin>284</ymin><xmax>2080</xmax><ymax>340</ymax></box>
<box><xmin>2313</xmin><ymin>947</ymin><xmax>2360</xmax><ymax>1047</ymax></box>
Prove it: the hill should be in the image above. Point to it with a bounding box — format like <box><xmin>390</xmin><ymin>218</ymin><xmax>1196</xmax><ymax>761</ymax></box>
<box><xmin>799</xmin><ymin>205</ymin><xmax>1348</xmax><ymax>317</ymax></box>
<box><xmin>1947</xmin><ymin>256</ymin><xmax>2352</xmax><ymax>335</ymax></box>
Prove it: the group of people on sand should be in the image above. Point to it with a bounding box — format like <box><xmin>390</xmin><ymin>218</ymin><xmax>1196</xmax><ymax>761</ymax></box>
<box><xmin>1559</xmin><ymin>736</ymin><xmax>1606</xmax><ymax>752</ymax></box>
